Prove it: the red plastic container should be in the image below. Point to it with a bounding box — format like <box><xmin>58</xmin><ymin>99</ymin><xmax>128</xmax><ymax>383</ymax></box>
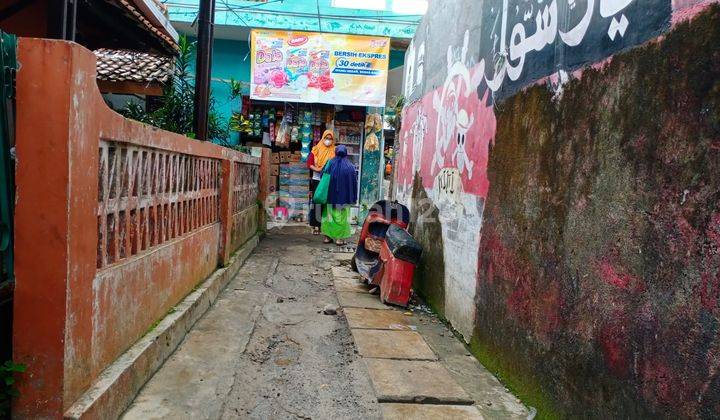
<box><xmin>378</xmin><ymin>242</ymin><xmax>416</xmax><ymax>307</ymax></box>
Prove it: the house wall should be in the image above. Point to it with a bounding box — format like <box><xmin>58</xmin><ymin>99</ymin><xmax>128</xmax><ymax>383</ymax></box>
<box><xmin>394</xmin><ymin>0</ymin><xmax>720</xmax><ymax>417</ymax></box>
<box><xmin>169</xmin><ymin>1</ymin><xmax>419</xmax><ymax>39</ymax></box>
<box><xmin>197</xmin><ymin>38</ymin><xmax>252</xmax><ymax>123</ymax></box>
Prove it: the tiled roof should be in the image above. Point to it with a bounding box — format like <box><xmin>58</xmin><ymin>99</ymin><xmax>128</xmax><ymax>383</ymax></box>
<box><xmin>118</xmin><ymin>0</ymin><xmax>179</xmax><ymax>52</ymax></box>
<box><xmin>151</xmin><ymin>0</ymin><xmax>169</xmax><ymax>15</ymax></box>
<box><xmin>94</xmin><ymin>48</ymin><xmax>173</xmax><ymax>83</ymax></box>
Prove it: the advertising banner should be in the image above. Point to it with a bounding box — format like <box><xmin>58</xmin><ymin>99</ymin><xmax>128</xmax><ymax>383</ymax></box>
<box><xmin>250</xmin><ymin>30</ymin><xmax>390</xmax><ymax>107</ymax></box>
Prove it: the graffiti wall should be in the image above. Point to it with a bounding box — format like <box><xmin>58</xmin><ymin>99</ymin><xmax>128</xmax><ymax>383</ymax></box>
<box><xmin>395</xmin><ymin>0</ymin><xmax>720</xmax><ymax>416</ymax></box>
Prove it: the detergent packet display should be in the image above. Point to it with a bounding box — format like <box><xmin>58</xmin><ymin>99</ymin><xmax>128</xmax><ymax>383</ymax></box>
<box><xmin>285</xmin><ymin>48</ymin><xmax>309</xmax><ymax>82</ymax></box>
<box><xmin>251</xmin><ymin>30</ymin><xmax>389</xmax><ymax>107</ymax></box>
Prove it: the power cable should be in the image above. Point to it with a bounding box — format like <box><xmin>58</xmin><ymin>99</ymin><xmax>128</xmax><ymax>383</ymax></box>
<box><xmin>219</xmin><ymin>0</ymin><xmax>251</xmax><ymax>27</ymax></box>
<box><xmin>182</xmin><ymin>0</ymin><xmax>285</xmax><ymax>27</ymax></box>
<box><xmin>165</xmin><ymin>2</ymin><xmax>423</xmax><ymax>22</ymax></box>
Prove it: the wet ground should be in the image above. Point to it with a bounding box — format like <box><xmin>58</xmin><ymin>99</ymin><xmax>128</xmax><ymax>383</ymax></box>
<box><xmin>123</xmin><ymin>232</ymin><xmax>379</xmax><ymax>419</ymax></box>
<box><xmin>122</xmin><ymin>230</ymin><xmax>528</xmax><ymax>419</ymax></box>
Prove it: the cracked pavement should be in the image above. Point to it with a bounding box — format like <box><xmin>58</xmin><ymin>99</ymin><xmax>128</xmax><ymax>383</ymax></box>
<box><xmin>122</xmin><ymin>230</ymin><xmax>528</xmax><ymax>420</ymax></box>
<box><xmin>122</xmin><ymin>231</ymin><xmax>380</xmax><ymax>420</ymax></box>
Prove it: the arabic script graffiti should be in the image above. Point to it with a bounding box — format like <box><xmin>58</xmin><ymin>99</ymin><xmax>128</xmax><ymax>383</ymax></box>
<box><xmin>486</xmin><ymin>0</ymin><xmax>636</xmax><ymax>91</ymax></box>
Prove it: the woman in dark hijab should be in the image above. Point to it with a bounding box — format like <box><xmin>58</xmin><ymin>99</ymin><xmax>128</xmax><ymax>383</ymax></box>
<box><xmin>321</xmin><ymin>145</ymin><xmax>358</xmax><ymax>245</ymax></box>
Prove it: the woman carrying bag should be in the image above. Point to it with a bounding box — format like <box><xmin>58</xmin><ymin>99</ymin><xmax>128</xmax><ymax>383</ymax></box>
<box><xmin>314</xmin><ymin>145</ymin><xmax>357</xmax><ymax>246</ymax></box>
<box><xmin>307</xmin><ymin>130</ymin><xmax>335</xmax><ymax>235</ymax></box>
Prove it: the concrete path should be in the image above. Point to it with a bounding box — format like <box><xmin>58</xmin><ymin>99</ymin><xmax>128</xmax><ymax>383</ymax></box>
<box><xmin>123</xmin><ymin>231</ymin><xmax>528</xmax><ymax>419</ymax></box>
<box><xmin>330</xmin><ymin>263</ymin><xmax>529</xmax><ymax>419</ymax></box>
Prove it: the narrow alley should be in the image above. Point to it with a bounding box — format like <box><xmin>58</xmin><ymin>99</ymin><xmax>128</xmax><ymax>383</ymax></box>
<box><xmin>122</xmin><ymin>230</ymin><xmax>528</xmax><ymax>419</ymax></box>
<box><xmin>3</xmin><ymin>0</ymin><xmax>720</xmax><ymax>418</ymax></box>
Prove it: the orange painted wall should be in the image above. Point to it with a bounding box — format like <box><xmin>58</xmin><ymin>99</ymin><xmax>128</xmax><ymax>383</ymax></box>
<box><xmin>13</xmin><ymin>38</ymin><xmax>262</xmax><ymax>418</ymax></box>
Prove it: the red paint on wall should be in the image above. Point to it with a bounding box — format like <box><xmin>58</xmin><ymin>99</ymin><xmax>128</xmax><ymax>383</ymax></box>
<box><xmin>480</xmin><ymin>228</ymin><xmax>562</xmax><ymax>341</ymax></box>
<box><xmin>598</xmin><ymin>314</ymin><xmax>631</xmax><ymax>377</ymax></box>
<box><xmin>675</xmin><ymin>216</ymin><xmax>699</xmax><ymax>254</ymax></box>
<box><xmin>640</xmin><ymin>357</ymin><xmax>676</xmax><ymax>407</ymax></box>
<box><xmin>396</xmin><ymin>63</ymin><xmax>496</xmax><ymax>198</ymax></box>
<box><xmin>596</xmin><ymin>259</ymin><xmax>646</xmax><ymax>294</ymax></box>
<box><xmin>598</xmin><ymin>261</ymin><xmax>635</xmax><ymax>290</ymax></box>
<box><xmin>507</xmin><ymin>281</ymin><xmax>533</xmax><ymax>327</ymax></box>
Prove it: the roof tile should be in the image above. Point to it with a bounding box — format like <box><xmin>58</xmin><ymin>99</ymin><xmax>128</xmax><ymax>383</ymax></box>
<box><xmin>94</xmin><ymin>48</ymin><xmax>173</xmax><ymax>83</ymax></box>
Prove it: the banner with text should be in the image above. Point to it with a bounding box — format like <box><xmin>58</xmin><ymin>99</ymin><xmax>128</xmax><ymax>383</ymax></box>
<box><xmin>250</xmin><ymin>30</ymin><xmax>390</xmax><ymax>107</ymax></box>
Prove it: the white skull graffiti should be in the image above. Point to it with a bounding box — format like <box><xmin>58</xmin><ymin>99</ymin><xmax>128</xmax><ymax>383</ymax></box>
<box><xmin>454</xmin><ymin>108</ymin><xmax>475</xmax><ymax>177</ymax></box>
<box><xmin>432</xmin><ymin>30</ymin><xmax>484</xmax><ymax>180</ymax></box>
<box><xmin>411</xmin><ymin>107</ymin><xmax>428</xmax><ymax>174</ymax></box>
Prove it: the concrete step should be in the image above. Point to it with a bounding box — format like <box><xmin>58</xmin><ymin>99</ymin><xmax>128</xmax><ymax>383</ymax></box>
<box><xmin>344</xmin><ymin>307</ymin><xmax>417</xmax><ymax>330</ymax></box>
<box><xmin>381</xmin><ymin>403</ymin><xmax>484</xmax><ymax>419</ymax></box>
<box><xmin>338</xmin><ymin>291</ymin><xmax>392</xmax><ymax>310</ymax></box>
<box><xmin>365</xmin><ymin>359</ymin><xmax>475</xmax><ymax>405</ymax></box>
<box><xmin>351</xmin><ymin>329</ymin><xmax>438</xmax><ymax>360</ymax></box>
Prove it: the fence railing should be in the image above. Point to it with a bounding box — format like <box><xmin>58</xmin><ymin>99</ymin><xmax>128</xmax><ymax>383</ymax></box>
<box><xmin>230</xmin><ymin>160</ymin><xmax>260</xmax><ymax>252</ymax></box>
<box><xmin>12</xmin><ymin>38</ymin><xmax>266</xmax><ymax>418</ymax></box>
<box><xmin>96</xmin><ymin>142</ymin><xmax>224</xmax><ymax>268</ymax></box>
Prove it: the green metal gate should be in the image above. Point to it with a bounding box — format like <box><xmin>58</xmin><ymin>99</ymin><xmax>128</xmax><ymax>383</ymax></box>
<box><xmin>0</xmin><ymin>31</ymin><xmax>17</xmax><ymax>362</ymax></box>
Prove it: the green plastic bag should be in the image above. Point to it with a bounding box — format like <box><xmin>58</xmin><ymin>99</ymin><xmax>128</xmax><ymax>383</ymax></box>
<box><xmin>313</xmin><ymin>172</ymin><xmax>331</xmax><ymax>204</ymax></box>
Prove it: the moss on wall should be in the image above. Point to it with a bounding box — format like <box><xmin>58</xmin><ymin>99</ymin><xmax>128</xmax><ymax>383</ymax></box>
<box><xmin>468</xmin><ymin>334</ymin><xmax>562</xmax><ymax>419</ymax></box>
<box><xmin>409</xmin><ymin>173</ymin><xmax>446</xmax><ymax>313</ymax></box>
<box><xmin>474</xmin><ymin>5</ymin><xmax>720</xmax><ymax>418</ymax></box>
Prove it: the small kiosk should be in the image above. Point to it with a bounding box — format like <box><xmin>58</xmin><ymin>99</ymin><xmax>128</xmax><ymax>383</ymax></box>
<box><xmin>238</xmin><ymin>29</ymin><xmax>390</xmax><ymax>224</ymax></box>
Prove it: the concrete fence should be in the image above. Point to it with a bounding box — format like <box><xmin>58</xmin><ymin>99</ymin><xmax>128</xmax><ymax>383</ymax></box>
<box><xmin>11</xmin><ymin>38</ymin><xmax>267</xmax><ymax>418</ymax></box>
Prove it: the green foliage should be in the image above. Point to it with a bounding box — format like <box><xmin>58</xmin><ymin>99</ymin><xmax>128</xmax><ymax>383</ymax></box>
<box><xmin>386</xmin><ymin>94</ymin><xmax>405</xmax><ymax>131</ymax></box>
<box><xmin>0</xmin><ymin>360</ymin><xmax>26</xmax><ymax>415</ymax></box>
<box><xmin>121</xmin><ymin>35</ymin><xmax>228</xmax><ymax>142</ymax></box>
<box><xmin>229</xmin><ymin>112</ymin><xmax>253</xmax><ymax>135</ymax></box>
<box><xmin>228</xmin><ymin>78</ymin><xmax>243</xmax><ymax>100</ymax></box>
<box><xmin>233</xmin><ymin>145</ymin><xmax>252</xmax><ymax>154</ymax></box>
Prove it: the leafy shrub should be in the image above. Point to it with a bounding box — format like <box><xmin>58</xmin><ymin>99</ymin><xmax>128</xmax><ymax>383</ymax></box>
<box><xmin>121</xmin><ymin>35</ymin><xmax>228</xmax><ymax>142</ymax></box>
<box><xmin>0</xmin><ymin>360</ymin><xmax>26</xmax><ymax>415</ymax></box>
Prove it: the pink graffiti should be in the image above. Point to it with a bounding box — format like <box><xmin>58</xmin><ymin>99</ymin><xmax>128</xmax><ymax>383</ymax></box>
<box><xmin>395</xmin><ymin>62</ymin><xmax>496</xmax><ymax>199</ymax></box>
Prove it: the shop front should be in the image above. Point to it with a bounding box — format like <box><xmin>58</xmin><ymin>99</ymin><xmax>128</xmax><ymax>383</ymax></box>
<box><xmin>238</xmin><ymin>29</ymin><xmax>390</xmax><ymax>225</ymax></box>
